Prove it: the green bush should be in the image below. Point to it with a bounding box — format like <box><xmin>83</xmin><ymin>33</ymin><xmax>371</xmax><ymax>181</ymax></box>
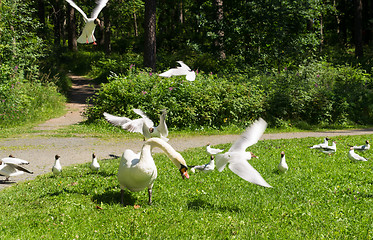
<box><xmin>86</xmin><ymin>61</ymin><xmax>373</xmax><ymax>129</ymax></box>
<box><xmin>85</xmin><ymin>67</ymin><xmax>265</xmax><ymax>129</ymax></box>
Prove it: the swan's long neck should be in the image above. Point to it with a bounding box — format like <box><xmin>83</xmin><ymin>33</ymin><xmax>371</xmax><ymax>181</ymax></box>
<box><xmin>144</xmin><ymin>138</ymin><xmax>187</xmax><ymax>168</ymax></box>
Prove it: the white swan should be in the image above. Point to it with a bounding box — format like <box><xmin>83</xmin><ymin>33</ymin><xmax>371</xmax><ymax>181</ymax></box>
<box><xmin>104</xmin><ymin>109</ymin><xmax>169</xmax><ymax>141</ymax></box>
<box><xmin>309</xmin><ymin>137</ymin><xmax>330</xmax><ymax>149</ymax></box>
<box><xmin>348</xmin><ymin>147</ymin><xmax>368</xmax><ymax>161</ymax></box>
<box><xmin>189</xmin><ymin>155</ymin><xmax>215</xmax><ymax>173</ymax></box>
<box><xmin>0</xmin><ymin>156</ymin><xmax>33</xmax><ymax>181</ymax></box>
<box><xmin>349</xmin><ymin>140</ymin><xmax>370</xmax><ymax>151</ymax></box>
<box><xmin>118</xmin><ymin>137</ymin><xmax>189</xmax><ymax>205</ymax></box>
<box><xmin>159</xmin><ymin>61</ymin><xmax>196</xmax><ymax>81</ymax></box>
<box><xmin>65</xmin><ymin>0</ymin><xmax>108</xmax><ymax>45</ymax></box>
<box><xmin>90</xmin><ymin>153</ymin><xmax>100</xmax><ymax>171</ymax></box>
<box><xmin>52</xmin><ymin>155</ymin><xmax>62</xmax><ymax>176</ymax></box>
<box><xmin>278</xmin><ymin>151</ymin><xmax>288</xmax><ymax>173</ymax></box>
<box><xmin>214</xmin><ymin>118</ymin><xmax>272</xmax><ymax>188</ymax></box>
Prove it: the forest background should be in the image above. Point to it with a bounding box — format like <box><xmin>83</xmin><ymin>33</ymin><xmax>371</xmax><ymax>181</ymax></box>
<box><xmin>1</xmin><ymin>0</ymin><xmax>373</xmax><ymax>130</ymax></box>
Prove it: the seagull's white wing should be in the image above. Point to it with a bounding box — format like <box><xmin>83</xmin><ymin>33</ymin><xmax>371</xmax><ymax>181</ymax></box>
<box><xmin>206</xmin><ymin>145</ymin><xmax>224</xmax><ymax>155</ymax></box>
<box><xmin>122</xmin><ymin>118</ymin><xmax>145</xmax><ymax>134</ymax></box>
<box><xmin>176</xmin><ymin>61</ymin><xmax>191</xmax><ymax>71</ymax></box>
<box><xmin>103</xmin><ymin>112</ymin><xmax>132</xmax><ymax>127</ymax></box>
<box><xmin>5</xmin><ymin>163</ymin><xmax>33</xmax><ymax>174</ymax></box>
<box><xmin>215</xmin><ymin>153</ymin><xmax>229</xmax><ymax>172</ymax></box>
<box><xmin>91</xmin><ymin>0</ymin><xmax>109</xmax><ymax>19</ymax></box>
<box><xmin>133</xmin><ymin>109</ymin><xmax>154</xmax><ymax>128</ymax></box>
<box><xmin>229</xmin><ymin>118</ymin><xmax>267</xmax><ymax>152</ymax></box>
<box><xmin>65</xmin><ymin>0</ymin><xmax>89</xmax><ymax>21</ymax></box>
<box><xmin>228</xmin><ymin>157</ymin><xmax>272</xmax><ymax>188</ymax></box>
<box><xmin>155</xmin><ymin>109</ymin><xmax>168</xmax><ymax>138</ymax></box>
<box><xmin>1</xmin><ymin>157</ymin><xmax>29</xmax><ymax>165</ymax></box>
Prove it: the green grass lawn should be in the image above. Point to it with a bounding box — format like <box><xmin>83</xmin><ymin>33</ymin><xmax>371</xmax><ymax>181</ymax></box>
<box><xmin>1</xmin><ymin>134</ymin><xmax>373</xmax><ymax>239</ymax></box>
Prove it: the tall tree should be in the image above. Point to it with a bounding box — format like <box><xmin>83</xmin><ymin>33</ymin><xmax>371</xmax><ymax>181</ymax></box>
<box><xmin>103</xmin><ymin>6</ymin><xmax>111</xmax><ymax>54</ymax></box>
<box><xmin>354</xmin><ymin>0</ymin><xmax>363</xmax><ymax>58</ymax></box>
<box><xmin>214</xmin><ymin>0</ymin><xmax>225</xmax><ymax>59</ymax></box>
<box><xmin>144</xmin><ymin>0</ymin><xmax>156</xmax><ymax>71</ymax></box>
<box><xmin>67</xmin><ymin>5</ymin><xmax>77</xmax><ymax>51</ymax></box>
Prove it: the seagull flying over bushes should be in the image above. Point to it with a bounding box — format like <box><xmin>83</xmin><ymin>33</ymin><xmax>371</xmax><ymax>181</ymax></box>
<box><xmin>65</xmin><ymin>0</ymin><xmax>109</xmax><ymax>45</ymax></box>
<box><xmin>159</xmin><ymin>61</ymin><xmax>196</xmax><ymax>81</ymax></box>
<box><xmin>214</xmin><ymin>118</ymin><xmax>272</xmax><ymax>188</ymax></box>
<box><xmin>104</xmin><ymin>109</ymin><xmax>169</xmax><ymax>141</ymax></box>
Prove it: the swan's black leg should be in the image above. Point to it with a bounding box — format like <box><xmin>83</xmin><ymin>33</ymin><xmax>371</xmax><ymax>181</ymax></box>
<box><xmin>148</xmin><ymin>188</ymin><xmax>152</xmax><ymax>205</ymax></box>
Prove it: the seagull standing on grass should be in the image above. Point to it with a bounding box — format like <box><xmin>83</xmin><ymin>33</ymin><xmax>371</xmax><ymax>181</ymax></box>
<box><xmin>159</xmin><ymin>61</ymin><xmax>196</xmax><ymax>81</ymax></box>
<box><xmin>0</xmin><ymin>155</ymin><xmax>33</xmax><ymax>181</ymax></box>
<box><xmin>278</xmin><ymin>151</ymin><xmax>288</xmax><ymax>173</ymax></box>
<box><xmin>206</xmin><ymin>143</ymin><xmax>224</xmax><ymax>155</ymax></box>
<box><xmin>320</xmin><ymin>141</ymin><xmax>337</xmax><ymax>155</ymax></box>
<box><xmin>189</xmin><ymin>156</ymin><xmax>215</xmax><ymax>173</ymax></box>
<box><xmin>65</xmin><ymin>0</ymin><xmax>109</xmax><ymax>45</ymax></box>
<box><xmin>349</xmin><ymin>140</ymin><xmax>370</xmax><ymax>151</ymax></box>
<box><xmin>309</xmin><ymin>138</ymin><xmax>330</xmax><ymax>149</ymax></box>
<box><xmin>348</xmin><ymin>147</ymin><xmax>368</xmax><ymax>162</ymax></box>
<box><xmin>214</xmin><ymin>118</ymin><xmax>272</xmax><ymax>188</ymax></box>
<box><xmin>52</xmin><ymin>155</ymin><xmax>62</xmax><ymax>176</ymax></box>
<box><xmin>104</xmin><ymin>109</ymin><xmax>169</xmax><ymax>141</ymax></box>
<box><xmin>90</xmin><ymin>153</ymin><xmax>100</xmax><ymax>171</ymax></box>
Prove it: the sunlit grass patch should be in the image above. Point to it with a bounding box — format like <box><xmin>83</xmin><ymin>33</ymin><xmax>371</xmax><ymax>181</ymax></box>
<box><xmin>1</xmin><ymin>134</ymin><xmax>373</xmax><ymax>238</ymax></box>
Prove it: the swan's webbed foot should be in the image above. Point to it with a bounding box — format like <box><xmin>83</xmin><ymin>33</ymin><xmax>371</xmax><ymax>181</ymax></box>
<box><xmin>148</xmin><ymin>188</ymin><xmax>152</xmax><ymax>205</ymax></box>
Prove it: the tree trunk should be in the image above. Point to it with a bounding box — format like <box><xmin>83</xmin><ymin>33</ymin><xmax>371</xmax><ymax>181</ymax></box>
<box><xmin>103</xmin><ymin>6</ymin><xmax>111</xmax><ymax>55</ymax></box>
<box><xmin>214</xmin><ymin>0</ymin><xmax>225</xmax><ymax>60</ymax></box>
<box><xmin>67</xmin><ymin>5</ymin><xmax>77</xmax><ymax>51</ymax></box>
<box><xmin>320</xmin><ymin>13</ymin><xmax>324</xmax><ymax>52</ymax></box>
<box><xmin>133</xmin><ymin>0</ymin><xmax>138</xmax><ymax>36</ymax></box>
<box><xmin>354</xmin><ymin>0</ymin><xmax>363</xmax><ymax>58</ymax></box>
<box><xmin>144</xmin><ymin>0</ymin><xmax>157</xmax><ymax>71</ymax></box>
<box><xmin>52</xmin><ymin>0</ymin><xmax>62</xmax><ymax>47</ymax></box>
<box><xmin>178</xmin><ymin>0</ymin><xmax>183</xmax><ymax>24</ymax></box>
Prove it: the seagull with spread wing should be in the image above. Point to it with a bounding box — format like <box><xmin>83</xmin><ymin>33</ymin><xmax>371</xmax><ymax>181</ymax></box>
<box><xmin>214</xmin><ymin>118</ymin><xmax>272</xmax><ymax>188</ymax></box>
<box><xmin>0</xmin><ymin>155</ymin><xmax>33</xmax><ymax>181</ymax></box>
<box><xmin>65</xmin><ymin>0</ymin><xmax>109</xmax><ymax>45</ymax></box>
<box><xmin>104</xmin><ymin>109</ymin><xmax>169</xmax><ymax>141</ymax></box>
<box><xmin>159</xmin><ymin>61</ymin><xmax>196</xmax><ymax>81</ymax></box>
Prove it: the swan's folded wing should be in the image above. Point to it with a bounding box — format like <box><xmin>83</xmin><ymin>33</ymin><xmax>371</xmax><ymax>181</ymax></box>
<box><xmin>228</xmin><ymin>158</ymin><xmax>272</xmax><ymax>188</ymax></box>
<box><xmin>103</xmin><ymin>112</ymin><xmax>131</xmax><ymax>127</ymax></box>
<box><xmin>65</xmin><ymin>0</ymin><xmax>88</xmax><ymax>21</ymax></box>
<box><xmin>229</xmin><ymin>118</ymin><xmax>267</xmax><ymax>152</ymax></box>
<box><xmin>1</xmin><ymin>157</ymin><xmax>29</xmax><ymax>165</ymax></box>
<box><xmin>91</xmin><ymin>0</ymin><xmax>109</xmax><ymax>19</ymax></box>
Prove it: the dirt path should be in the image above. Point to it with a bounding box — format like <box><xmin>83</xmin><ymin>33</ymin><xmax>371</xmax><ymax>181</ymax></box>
<box><xmin>1</xmin><ymin>75</ymin><xmax>373</xmax><ymax>189</ymax></box>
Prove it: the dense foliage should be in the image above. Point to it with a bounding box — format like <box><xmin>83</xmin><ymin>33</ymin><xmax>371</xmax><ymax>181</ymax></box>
<box><xmin>86</xmin><ymin>61</ymin><xmax>373</xmax><ymax>129</ymax></box>
<box><xmin>0</xmin><ymin>0</ymin><xmax>65</xmax><ymax>127</ymax></box>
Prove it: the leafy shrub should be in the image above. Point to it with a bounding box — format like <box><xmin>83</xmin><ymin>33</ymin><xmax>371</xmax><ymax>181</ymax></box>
<box><xmin>85</xmin><ymin>67</ymin><xmax>265</xmax><ymax>129</ymax></box>
<box><xmin>86</xmin><ymin>61</ymin><xmax>373</xmax><ymax>130</ymax></box>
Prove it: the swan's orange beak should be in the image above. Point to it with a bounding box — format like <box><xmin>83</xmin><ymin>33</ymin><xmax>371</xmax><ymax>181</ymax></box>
<box><xmin>179</xmin><ymin>165</ymin><xmax>189</xmax><ymax>179</ymax></box>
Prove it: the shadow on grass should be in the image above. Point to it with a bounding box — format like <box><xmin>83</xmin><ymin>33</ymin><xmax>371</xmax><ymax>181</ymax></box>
<box><xmin>187</xmin><ymin>197</ymin><xmax>240</xmax><ymax>212</ymax></box>
<box><xmin>0</xmin><ymin>180</ymin><xmax>15</xmax><ymax>185</ymax></box>
<box><xmin>92</xmin><ymin>189</ymin><xmax>136</xmax><ymax>206</ymax></box>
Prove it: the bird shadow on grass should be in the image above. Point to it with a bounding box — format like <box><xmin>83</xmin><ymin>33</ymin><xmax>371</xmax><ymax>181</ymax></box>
<box><xmin>92</xmin><ymin>189</ymin><xmax>136</xmax><ymax>206</ymax></box>
<box><xmin>187</xmin><ymin>196</ymin><xmax>240</xmax><ymax>212</ymax></box>
<box><xmin>0</xmin><ymin>180</ymin><xmax>15</xmax><ymax>185</ymax></box>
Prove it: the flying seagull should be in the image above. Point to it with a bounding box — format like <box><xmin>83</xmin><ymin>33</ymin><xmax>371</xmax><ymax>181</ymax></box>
<box><xmin>104</xmin><ymin>109</ymin><xmax>169</xmax><ymax>141</ymax></box>
<box><xmin>65</xmin><ymin>0</ymin><xmax>109</xmax><ymax>45</ymax></box>
<box><xmin>159</xmin><ymin>61</ymin><xmax>196</xmax><ymax>81</ymax></box>
<box><xmin>0</xmin><ymin>155</ymin><xmax>33</xmax><ymax>181</ymax></box>
<box><xmin>214</xmin><ymin>118</ymin><xmax>272</xmax><ymax>188</ymax></box>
